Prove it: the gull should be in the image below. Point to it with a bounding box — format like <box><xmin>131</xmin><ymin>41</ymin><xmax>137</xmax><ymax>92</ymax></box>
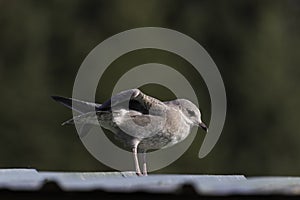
<box><xmin>52</xmin><ymin>89</ymin><xmax>208</xmax><ymax>176</ymax></box>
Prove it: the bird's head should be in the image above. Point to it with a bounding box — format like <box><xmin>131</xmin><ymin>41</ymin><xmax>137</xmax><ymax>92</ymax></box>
<box><xmin>174</xmin><ymin>99</ymin><xmax>208</xmax><ymax>132</ymax></box>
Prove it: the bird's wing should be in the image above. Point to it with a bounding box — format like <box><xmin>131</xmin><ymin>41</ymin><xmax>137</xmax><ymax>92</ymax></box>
<box><xmin>97</xmin><ymin>89</ymin><xmax>166</xmax><ymax>115</ymax></box>
<box><xmin>61</xmin><ymin>110</ymin><xmax>113</xmax><ymax>138</ymax></box>
<box><xmin>114</xmin><ymin>110</ymin><xmax>165</xmax><ymax>139</ymax></box>
<box><xmin>51</xmin><ymin>96</ymin><xmax>102</xmax><ymax>114</ymax></box>
<box><xmin>62</xmin><ymin>109</ymin><xmax>165</xmax><ymax>139</ymax></box>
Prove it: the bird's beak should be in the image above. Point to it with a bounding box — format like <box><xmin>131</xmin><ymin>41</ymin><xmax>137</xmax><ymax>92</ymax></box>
<box><xmin>198</xmin><ymin>122</ymin><xmax>208</xmax><ymax>133</ymax></box>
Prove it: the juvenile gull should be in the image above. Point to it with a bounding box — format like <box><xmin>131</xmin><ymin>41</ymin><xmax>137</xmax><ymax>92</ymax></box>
<box><xmin>52</xmin><ymin>89</ymin><xmax>207</xmax><ymax>176</ymax></box>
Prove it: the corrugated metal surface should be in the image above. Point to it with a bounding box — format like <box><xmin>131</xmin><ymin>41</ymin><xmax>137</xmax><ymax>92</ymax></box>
<box><xmin>1</xmin><ymin>169</ymin><xmax>300</xmax><ymax>196</ymax></box>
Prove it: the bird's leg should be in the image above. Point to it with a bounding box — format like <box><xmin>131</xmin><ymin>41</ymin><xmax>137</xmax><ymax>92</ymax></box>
<box><xmin>132</xmin><ymin>142</ymin><xmax>142</xmax><ymax>176</ymax></box>
<box><xmin>142</xmin><ymin>150</ymin><xmax>148</xmax><ymax>176</ymax></box>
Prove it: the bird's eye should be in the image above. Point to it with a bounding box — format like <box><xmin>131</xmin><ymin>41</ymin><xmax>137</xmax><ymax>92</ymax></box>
<box><xmin>187</xmin><ymin>109</ymin><xmax>195</xmax><ymax>117</ymax></box>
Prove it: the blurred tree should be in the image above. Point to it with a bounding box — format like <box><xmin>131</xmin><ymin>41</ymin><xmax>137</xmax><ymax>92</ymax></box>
<box><xmin>0</xmin><ymin>0</ymin><xmax>299</xmax><ymax>175</ymax></box>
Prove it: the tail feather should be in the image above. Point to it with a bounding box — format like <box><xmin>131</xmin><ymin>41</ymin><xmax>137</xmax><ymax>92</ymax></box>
<box><xmin>61</xmin><ymin>118</ymin><xmax>74</xmax><ymax>126</ymax></box>
<box><xmin>51</xmin><ymin>96</ymin><xmax>102</xmax><ymax>114</ymax></box>
<box><xmin>52</xmin><ymin>95</ymin><xmax>102</xmax><ymax>138</ymax></box>
<box><xmin>61</xmin><ymin>117</ymin><xmax>94</xmax><ymax>138</ymax></box>
<box><xmin>61</xmin><ymin>112</ymin><xmax>98</xmax><ymax>138</ymax></box>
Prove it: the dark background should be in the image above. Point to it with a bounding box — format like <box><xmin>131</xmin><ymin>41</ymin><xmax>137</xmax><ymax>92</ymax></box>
<box><xmin>0</xmin><ymin>0</ymin><xmax>299</xmax><ymax>176</ymax></box>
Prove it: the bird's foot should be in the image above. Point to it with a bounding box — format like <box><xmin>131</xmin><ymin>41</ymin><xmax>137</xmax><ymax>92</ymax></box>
<box><xmin>136</xmin><ymin>172</ymin><xmax>143</xmax><ymax>176</ymax></box>
<box><xmin>142</xmin><ymin>172</ymin><xmax>148</xmax><ymax>176</ymax></box>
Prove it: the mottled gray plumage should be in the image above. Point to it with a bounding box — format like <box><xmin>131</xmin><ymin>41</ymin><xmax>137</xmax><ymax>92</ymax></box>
<box><xmin>52</xmin><ymin>89</ymin><xmax>207</xmax><ymax>176</ymax></box>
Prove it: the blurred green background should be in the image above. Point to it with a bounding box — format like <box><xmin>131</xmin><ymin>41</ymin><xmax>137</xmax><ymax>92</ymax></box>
<box><xmin>0</xmin><ymin>0</ymin><xmax>299</xmax><ymax>176</ymax></box>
